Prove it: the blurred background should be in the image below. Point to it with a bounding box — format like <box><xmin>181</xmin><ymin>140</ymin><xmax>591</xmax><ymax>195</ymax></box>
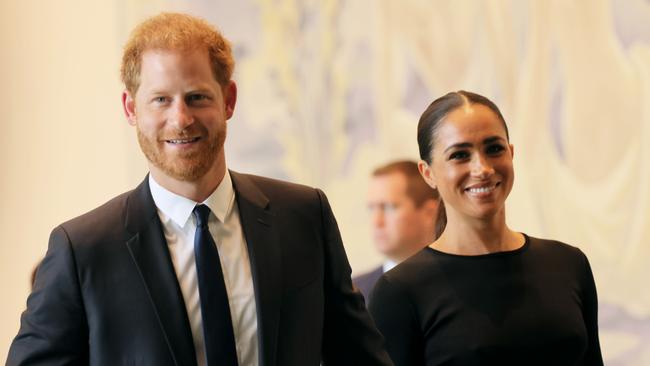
<box><xmin>1</xmin><ymin>0</ymin><xmax>649</xmax><ymax>364</ymax></box>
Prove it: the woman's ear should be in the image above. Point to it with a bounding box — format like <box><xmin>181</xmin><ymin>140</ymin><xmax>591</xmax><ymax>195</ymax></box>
<box><xmin>418</xmin><ymin>160</ymin><xmax>436</xmax><ymax>189</ymax></box>
<box><xmin>509</xmin><ymin>143</ymin><xmax>515</xmax><ymax>159</ymax></box>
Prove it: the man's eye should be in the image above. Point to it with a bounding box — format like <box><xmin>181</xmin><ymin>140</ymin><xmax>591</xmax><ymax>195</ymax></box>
<box><xmin>486</xmin><ymin>144</ymin><xmax>505</xmax><ymax>155</ymax></box>
<box><xmin>384</xmin><ymin>204</ymin><xmax>398</xmax><ymax>213</ymax></box>
<box><xmin>153</xmin><ymin>96</ymin><xmax>167</xmax><ymax>103</ymax></box>
<box><xmin>187</xmin><ymin>94</ymin><xmax>208</xmax><ymax>103</ymax></box>
<box><xmin>449</xmin><ymin>151</ymin><xmax>469</xmax><ymax>160</ymax></box>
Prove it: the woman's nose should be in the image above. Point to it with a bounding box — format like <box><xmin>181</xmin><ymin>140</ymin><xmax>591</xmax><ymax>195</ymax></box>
<box><xmin>471</xmin><ymin>154</ymin><xmax>494</xmax><ymax>178</ymax></box>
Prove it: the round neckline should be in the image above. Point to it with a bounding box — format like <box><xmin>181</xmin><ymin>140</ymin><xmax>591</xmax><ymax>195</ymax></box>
<box><xmin>425</xmin><ymin>233</ymin><xmax>530</xmax><ymax>259</ymax></box>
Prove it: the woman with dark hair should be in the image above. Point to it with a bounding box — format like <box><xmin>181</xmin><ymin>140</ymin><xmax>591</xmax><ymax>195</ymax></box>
<box><xmin>368</xmin><ymin>91</ymin><xmax>603</xmax><ymax>366</ymax></box>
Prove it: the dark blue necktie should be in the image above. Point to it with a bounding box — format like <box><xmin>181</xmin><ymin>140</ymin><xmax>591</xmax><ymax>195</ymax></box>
<box><xmin>193</xmin><ymin>205</ymin><xmax>239</xmax><ymax>366</ymax></box>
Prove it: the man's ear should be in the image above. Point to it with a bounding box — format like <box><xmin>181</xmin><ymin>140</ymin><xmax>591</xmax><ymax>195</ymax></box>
<box><xmin>421</xmin><ymin>198</ymin><xmax>439</xmax><ymax>218</ymax></box>
<box><xmin>122</xmin><ymin>90</ymin><xmax>137</xmax><ymax>126</ymax></box>
<box><xmin>418</xmin><ymin>160</ymin><xmax>436</xmax><ymax>189</ymax></box>
<box><xmin>223</xmin><ymin>81</ymin><xmax>237</xmax><ymax>120</ymax></box>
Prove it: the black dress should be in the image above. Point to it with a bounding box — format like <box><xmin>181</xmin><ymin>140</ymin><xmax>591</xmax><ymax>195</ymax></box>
<box><xmin>368</xmin><ymin>234</ymin><xmax>603</xmax><ymax>366</ymax></box>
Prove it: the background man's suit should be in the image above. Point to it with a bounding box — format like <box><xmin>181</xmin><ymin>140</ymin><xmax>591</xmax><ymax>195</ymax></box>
<box><xmin>7</xmin><ymin>171</ymin><xmax>392</xmax><ymax>366</ymax></box>
<box><xmin>353</xmin><ymin>266</ymin><xmax>384</xmax><ymax>303</ymax></box>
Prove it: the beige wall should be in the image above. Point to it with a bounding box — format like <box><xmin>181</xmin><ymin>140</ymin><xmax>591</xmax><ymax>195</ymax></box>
<box><xmin>0</xmin><ymin>0</ymin><xmax>147</xmax><ymax>357</ymax></box>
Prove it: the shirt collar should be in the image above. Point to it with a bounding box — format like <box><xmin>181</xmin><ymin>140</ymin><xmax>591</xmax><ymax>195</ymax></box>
<box><xmin>149</xmin><ymin>170</ymin><xmax>236</xmax><ymax>228</ymax></box>
<box><xmin>383</xmin><ymin>260</ymin><xmax>398</xmax><ymax>273</ymax></box>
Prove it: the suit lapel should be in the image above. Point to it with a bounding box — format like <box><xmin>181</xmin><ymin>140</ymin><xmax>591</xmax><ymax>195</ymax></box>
<box><xmin>124</xmin><ymin>177</ymin><xmax>198</xmax><ymax>366</ymax></box>
<box><xmin>231</xmin><ymin>171</ymin><xmax>281</xmax><ymax>366</ymax></box>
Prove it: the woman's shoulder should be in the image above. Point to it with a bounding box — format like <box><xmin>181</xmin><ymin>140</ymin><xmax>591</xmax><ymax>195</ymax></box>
<box><xmin>370</xmin><ymin>249</ymin><xmax>437</xmax><ymax>315</ymax></box>
<box><xmin>379</xmin><ymin>248</ymin><xmax>440</xmax><ymax>290</ymax></box>
<box><xmin>524</xmin><ymin>234</ymin><xmax>589</xmax><ymax>265</ymax></box>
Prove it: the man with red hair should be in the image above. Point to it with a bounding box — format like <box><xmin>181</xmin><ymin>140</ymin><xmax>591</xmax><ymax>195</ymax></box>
<box><xmin>7</xmin><ymin>13</ymin><xmax>392</xmax><ymax>366</ymax></box>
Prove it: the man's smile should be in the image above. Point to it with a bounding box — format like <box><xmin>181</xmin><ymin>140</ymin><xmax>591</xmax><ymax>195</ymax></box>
<box><xmin>165</xmin><ymin>136</ymin><xmax>201</xmax><ymax>144</ymax></box>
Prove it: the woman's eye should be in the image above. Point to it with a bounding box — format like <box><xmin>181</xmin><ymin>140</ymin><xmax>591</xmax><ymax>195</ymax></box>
<box><xmin>449</xmin><ymin>151</ymin><xmax>469</xmax><ymax>160</ymax></box>
<box><xmin>153</xmin><ymin>96</ymin><xmax>167</xmax><ymax>103</ymax></box>
<box><xmin>486</xmin><ymin>144</ymin><xmax>505</xmax><ymax>155</ymax></box>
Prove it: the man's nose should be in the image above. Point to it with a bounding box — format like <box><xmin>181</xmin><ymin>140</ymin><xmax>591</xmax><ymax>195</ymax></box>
<box><xmin>372</xmin><ymin>209</ymin><xmax>385</xmax><ymax>227</ymax></box>
<box><xmin>170</xmin><ymin>101</ymin><xmax>194</xmax><ymax>131</ymax></box>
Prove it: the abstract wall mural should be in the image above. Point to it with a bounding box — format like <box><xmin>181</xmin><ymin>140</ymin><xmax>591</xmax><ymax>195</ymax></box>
<box><xmin>120</xmin><ymin>0</ymin><xmax>650</xmax><ymax>363</ymax></box>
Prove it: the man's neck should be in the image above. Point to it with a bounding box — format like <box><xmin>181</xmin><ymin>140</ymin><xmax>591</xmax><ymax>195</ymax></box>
<box><xmin>149</xmin><ymin>163</ymin><xmax>226</xmax><ymax>203</ymax></box>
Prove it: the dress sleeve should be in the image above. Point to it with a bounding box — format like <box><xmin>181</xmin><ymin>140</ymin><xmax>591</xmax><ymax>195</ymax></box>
<box><xmin>580</xmin><ymin>252</ymin><xmax>604</xmax><ymax>366</ymax></box>
<box><xmin>316</xmin><ymin>189</ymin><xmax>394</xmax><ymax>366</ymax></box>
<box><xmin>369</xmin><ymin>275</ymin><xmax>424</xmax><ymax>366</ymax></box>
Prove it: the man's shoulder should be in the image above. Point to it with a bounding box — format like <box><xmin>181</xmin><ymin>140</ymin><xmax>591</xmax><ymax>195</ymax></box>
<box><xmin>231</xmin><ymin>171</ymin><xmax>324</xmax><ymax>206</ymax></box>
<box><xmin>232</xmin><ymin>171</ymin><xmax>317</xmax><ymax>193</ymax></box>
<box><xmin>56</xmin><ymin>186</ymin><xmax>142</xmax><ymax>244</ymax></box>
<box><xmin>353</xmin><ymin>265</ymin><xmax>384</xmax><ymax>299</ymax></box>
<box><xmin>354</xmin><ymin>266</ymin><xmax>384</xmax><ymax>284</ymax></box>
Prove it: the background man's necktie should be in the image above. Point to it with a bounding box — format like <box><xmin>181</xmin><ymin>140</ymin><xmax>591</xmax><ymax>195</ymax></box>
<box><xmin>193</xmin><ymin>204</ymin><xmax>239</xmax><ymax>366</ymax></box>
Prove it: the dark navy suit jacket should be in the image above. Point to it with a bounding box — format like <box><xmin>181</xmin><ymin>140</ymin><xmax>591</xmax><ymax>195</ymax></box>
<box><xmin>7</xmin><ymin>172</ymin><xmax>392</xmax><ymax>366</ymax></box>
<box><xmin>353</xmin><ymin>265</ymin><xmax>384</xmax><ymax>304</ymax></box>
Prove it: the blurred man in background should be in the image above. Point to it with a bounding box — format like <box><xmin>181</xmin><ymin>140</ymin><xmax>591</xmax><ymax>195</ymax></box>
<box><xmin>354</xmin><ymin>160</ymin><xmax>438</xmax><ymax>302</ymax></box>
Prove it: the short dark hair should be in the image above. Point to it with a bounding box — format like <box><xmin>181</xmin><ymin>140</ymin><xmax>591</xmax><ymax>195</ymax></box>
<box><xmin>372</xmin><ymin>160</ymin><xmax>439</xmax><ymax>207</ymax></box>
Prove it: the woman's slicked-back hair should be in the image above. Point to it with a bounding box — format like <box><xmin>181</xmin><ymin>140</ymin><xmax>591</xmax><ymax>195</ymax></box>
<box><xmin>417</xmin><ymin>90</ymin><xmax>509</xmax><ymax>164</ymax></box>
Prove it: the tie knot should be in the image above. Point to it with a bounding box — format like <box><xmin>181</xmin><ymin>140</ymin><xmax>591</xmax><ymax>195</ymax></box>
<box><xmin>193</xmin><ymin>204</ymin><xmax>212</xmax><ymax>228</ymax></box>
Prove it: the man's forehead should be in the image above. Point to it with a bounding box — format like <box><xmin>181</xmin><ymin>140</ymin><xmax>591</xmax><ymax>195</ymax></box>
<box><xmin>139</xmin><ymin>47</ymin><xmax>210</xmax><ymax>66</ymax></box>
<box><xmin>141</xmin><ymin>46</ymin><xmax>208</xmax><ymax>56</ymax></box>
<box><xmin>136</xmin><ymin>49</ymin><xmax>217</xmax><ymax>87</ymax></box>
<box><xmin>369</xmin><ymin>174</ymin><xmax>409</xmax><ymax>198</ymax></box>
<box><xmin>371</xmin><ymin>172</ymin><xmax>408</xmax><ymax>187</ymax></box>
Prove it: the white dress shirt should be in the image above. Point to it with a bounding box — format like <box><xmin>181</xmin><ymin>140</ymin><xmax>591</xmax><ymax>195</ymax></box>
<box><xmin>149</xmin><ymin>172</ymin><xmax>259</xmax><ymax>366</ymax></box>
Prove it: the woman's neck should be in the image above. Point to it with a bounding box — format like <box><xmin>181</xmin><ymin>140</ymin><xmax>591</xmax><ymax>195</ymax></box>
<box><xmin>432</xmin><ymin>209</ymin><xmax>524</xmax><ymax>255</ymax></box>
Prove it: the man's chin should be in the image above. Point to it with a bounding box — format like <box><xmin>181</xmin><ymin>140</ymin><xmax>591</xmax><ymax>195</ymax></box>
<box><xmin>166</xmin><ymin>167</ymin><xmax>209</xmax><ymax>182</ymax></box>
<box><xmin>150</xmin><ymin>159</ymin><xmax>213</xmax><ymax>182</ymax></box>
<box><xmin>376</xmin><ymin>245</ymin><xmax>399</xmax><ymax>258</ymax></box>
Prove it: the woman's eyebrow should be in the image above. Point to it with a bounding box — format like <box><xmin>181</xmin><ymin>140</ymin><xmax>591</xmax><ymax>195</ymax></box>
<box><xmin>443</xmin><ymin>142</ymin><xmax>472</xmax><ymax>154</ymax></box>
